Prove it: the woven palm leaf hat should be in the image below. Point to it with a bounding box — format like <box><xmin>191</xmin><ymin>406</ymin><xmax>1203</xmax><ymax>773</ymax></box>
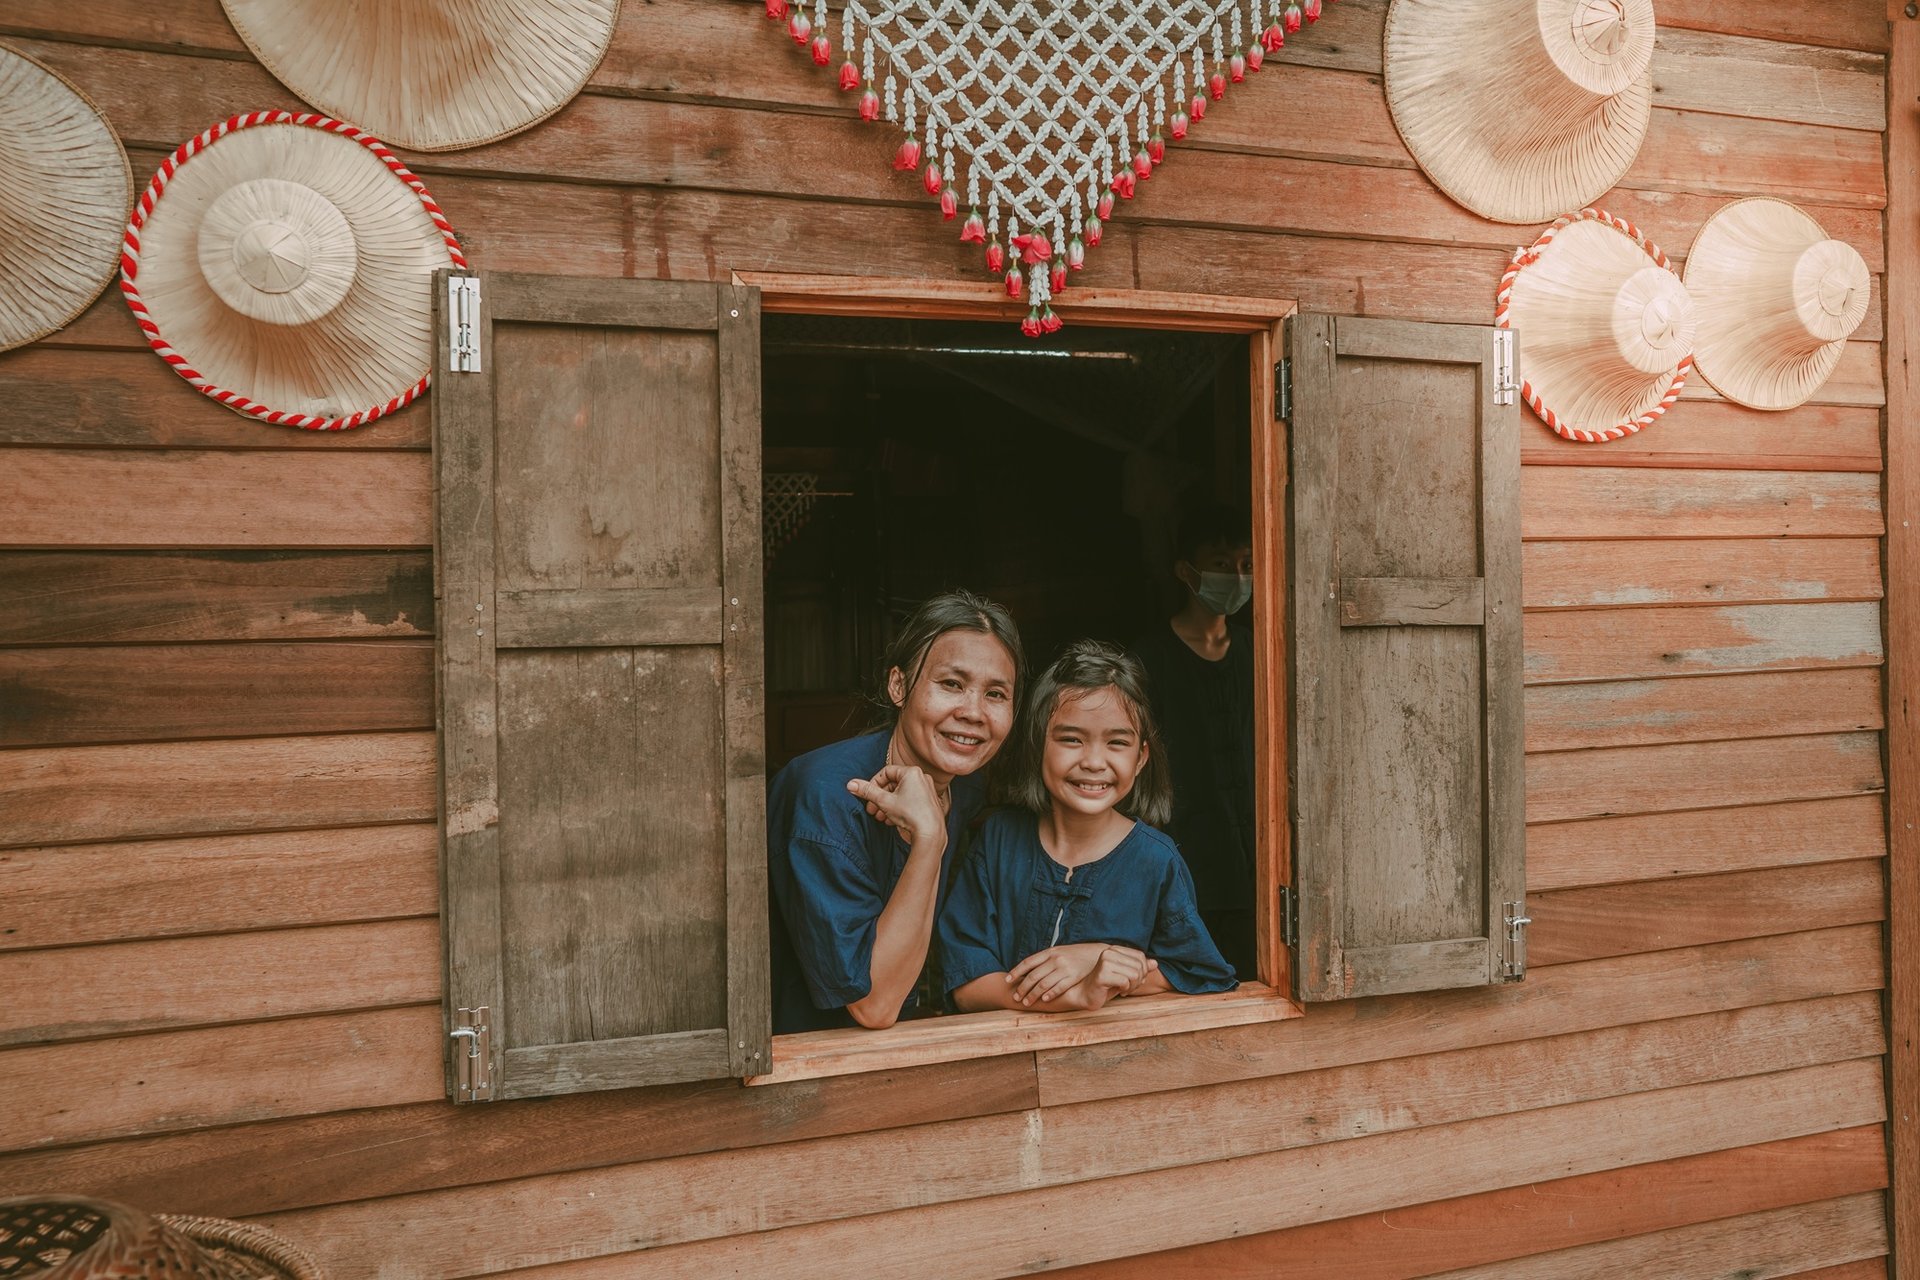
<box><xmin>220</xmin><ymin>0</ymin><xmax>622</xmax><ymax>152</ymax></box>
<box><xmin>1496</xmin><ymin>208</ymin><xmax>1695</xmax><ymax>442</ymax></box>
<box><xmin>1385</xmin><ymin>0</ymin><xmax>1656</xmax><ymax>224</ymax></box>
<box><xmin>0</xmin><ymin>43</ymin><xmax>133</xmax><ymax>351</ymax></box>
<box><xmin>1682</xmin><ymin>198</ymin><xmax>1871</xmax><ymax>411</ymax></box>
<box><xmin>121</xmin><ymin>112</ymin><xmax>466</xmax><ymax>430</ymax></box>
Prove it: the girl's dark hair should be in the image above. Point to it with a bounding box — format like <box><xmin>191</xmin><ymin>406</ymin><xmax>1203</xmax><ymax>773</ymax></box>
<box><xmin>1011</xmin><ymin>640</ymin><xmax>1173</xmax><ymax>827</ymax></box>
<box><xmin>873</xmin><ymin>589</ymin><xmax>1025</xmax><ymax>725</ymax></box>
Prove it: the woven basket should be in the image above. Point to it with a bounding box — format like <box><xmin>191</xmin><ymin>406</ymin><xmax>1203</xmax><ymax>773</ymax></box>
<box><xmin>0</xmin><ymin>1197</ymin><xmax>322</xmax><ymax>1280</ymax></box>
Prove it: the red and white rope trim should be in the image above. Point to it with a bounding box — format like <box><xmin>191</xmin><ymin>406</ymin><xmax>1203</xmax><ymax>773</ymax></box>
<box><xmin>120</xmin><ymin>111</ymin><xmax>467</xmax><ymax>432</ymax></box>
<box><xmin>1495</xmin><ymin>206</ymin><xmax>1690</xmax><ymax>444</ymax></box>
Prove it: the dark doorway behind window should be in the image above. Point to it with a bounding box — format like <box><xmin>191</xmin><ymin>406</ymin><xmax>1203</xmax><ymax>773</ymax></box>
<box><xmin>761</xmin><ymin>314</ymin><xmax>1250</xmax><ymax>772</ymax></box>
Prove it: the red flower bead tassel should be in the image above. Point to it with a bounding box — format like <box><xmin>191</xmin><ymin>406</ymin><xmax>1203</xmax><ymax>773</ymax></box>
<box><xmin>1021</xmin><ymin>309</ymin><xmax>1044</xmax><ymax>338</ymax></box>
<box><xmin>1084</xmin><ymin>215</ymin><xmax>1103</xmax><ymax>248</ymax></box>
<box><xmin>1147</xmin><ymin>132</ymin><xmax>1166</xmax><ymax>164</ymax></box>
<box><xmin>858</xmin><ymin>85</ymin><xmax>880</xmax><ymax>121</ymax></box>
<box><xmin>1284</xmin><ymin>3</ymin><xmax>1304</xmax><ymax>32</ymax></box>
<box><xmin>764</xmin><ymin>0</ymin><xmax>786</xmax><ymax>18</ymax></box>
<box><xmin>1097</xmin><ymin>191</ymin><xmax>1114</xmax><ymax>220</ymax></box>
<box><xmin>1132</xmin><ymin>148</ymin><xmax>1153</xmax><ymax>178</ymax></box>
<box><xmin>788</xmin><ymin>9</ymin><xmax>811</xmax><ymax>43</ymax></box>
<box><xmin>1170</xmin><ymin>108</ymin><xmax>1190</xmax><ymax>140</ymax></box>
<box><xmin>1012</xmin><ymin>231</ymin><xmax>1051</xmax><ymax>265</ymax></box>
<box><xmin>960</xmin><ymin>208</ymin><xmax>986</xmax><ymax>243</ymax></box>
<box><xmin>1228</xmin><ymin>52</ymin><xmax>1246</xmax><ymax>83</ymax></box>
<box><xmin>1040</xmin><ymin>306</ymin><xmax>1063</xmax><ymax>334</ymax></box>
<box><xmin>939</xmin><ymin>186</ymin><xmax>958</xmax><ymax>220</ymax></box>
<box><xmin>811</xmin><ymin>33</ymin><xmax>832</xmax><ymax>65</ymax></box>
<box><xmin>985</xmin><ymin>239</ymin><xmax>1006</xmax><ymax>273</ymax></box>
<box><xmin>1246</xmin><ymin>43</ymin><xmax>1264</xmax><ymax>72</ymax></box>
<box><xmin>1004</xmin><ymin>265</ymin><xmax>1024</xmax><ymax>299</ymax></box>
<box><xmin>1050</xmin><ymin>260</ymin><xmax>1067</xmax><ymax>293</ymax></box>
<box><xmin>1191</xmin><ymin>93</ymin><xmax>1207</xmax><ymax>121</ymax></box>
<box><xmin>1112</xmin><ymin>169</ymin><xmax>1136</xmax><ymax>200</ymax></box>
<box><xmin>838</xmin><ymin>60</ymin><xmax>859</xmax><ymax>91</ymax></box>
<box><xmin>893</xmin><ymin>134</ymin><xmax>922</xmax><ymax>171</ymax></box>
<box><xmin>1067</xmin><ymin>237</ymin><xmax>1086</xmax><ymax>270</ymax></box>
<box><xmin>1209</xmin><ymin>71</ymin><xmax>1227</xmax><ymax>100</ymax></box>
<box><xmin>922</xmin><ymin>159</ymin><xmax>942</xmax><ymax>195</ymax></box>
<box><xmin>1304</xmin><ymin>0</ymin><xmax>1323</xmax><ymax>20</ymax></box>
<box><xmin>1261</xmin><ymin>23</ymin><xmax>1285</xmax><ymax>51</ymax></box>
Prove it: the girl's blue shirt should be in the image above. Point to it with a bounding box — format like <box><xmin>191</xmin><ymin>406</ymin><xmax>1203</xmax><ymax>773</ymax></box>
<box><xmin>766</xmin><ymin>730</ymin><xmax>986</xmax><ymax>1033</ymax></box>
<box><xmin>937</xmin><ymin>808</ymin><xmax>1238</xmax><ymax>999</ymax></box>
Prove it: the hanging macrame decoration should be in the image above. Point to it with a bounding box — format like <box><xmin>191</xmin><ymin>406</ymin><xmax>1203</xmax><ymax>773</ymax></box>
<box><xmin>762</xmin><ymin>0</ymin><xmax>1333</xmax><ymax>333</ymax></box>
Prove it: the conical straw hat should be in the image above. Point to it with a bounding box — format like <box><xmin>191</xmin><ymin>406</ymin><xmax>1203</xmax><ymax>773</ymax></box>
<box><xmin>1495</xmin><ymin>207</ymin><xmax>1694</xmax><ymax>442</ymax></box>
<box><xmin>1386</xmin><ymin>0</ymin><xmax>1655</xmax><ymax>225</ymax></box>
<box><xmin>1682</xmin><ymin>198</ymin><xmax>1871</xmax><ymax>412</ymax></box>
<box><xmin>0</xmin><ymin>43</ymin><xmax>133</xmax><ymax>351</ymax></box>
<box><xmin>121</xmin><ymin>111</ymin><xmax>467</xmax><ymax>431</ymax></box>
<box><xmin>220</xmin><ymin>0</ymin><xmax>622</xmax><ymax>152</ymax></box>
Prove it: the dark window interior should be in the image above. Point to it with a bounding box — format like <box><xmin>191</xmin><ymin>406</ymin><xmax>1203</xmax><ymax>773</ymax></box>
<box><xmin>761</xmin><ymin>313</ymin><xmax>1252</xmax><ymax>771</ymax></box>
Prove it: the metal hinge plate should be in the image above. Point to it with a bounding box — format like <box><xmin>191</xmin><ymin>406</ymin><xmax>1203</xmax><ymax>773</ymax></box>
<box><xmin>1279</xmin><ymin>885</ymin><xmax>1299</xmax><ymax>949</ymax></box>
<box><xmin>1274</xmin><ymin>358</ymin><xmax>1292</xmax><ymax>420</ymax></box>
<box><xmin>1501</xmin><ymin>901</ymin><xmax>1531</xmax><ymax>982</ymax></box>
<box><xmin>447</xmin><ymin>275</ymin><xmax>482</xmax><ymax>373</ymax></box>
<box><xmin>451</xmin><ymin>1005</ymin><xmax>494</xmax><ymax>1101</ymax></box>
<box><xmin>1492</xmin><ymin>329</ymin><xmax>1517</xmax><ymax>406</ymax></box>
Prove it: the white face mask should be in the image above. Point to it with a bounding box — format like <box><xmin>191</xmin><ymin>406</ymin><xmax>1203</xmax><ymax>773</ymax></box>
<box><xmin>1193</xmin><ymin>570</ymin><xmax>1253</xmax><ymax>616</ymax></box>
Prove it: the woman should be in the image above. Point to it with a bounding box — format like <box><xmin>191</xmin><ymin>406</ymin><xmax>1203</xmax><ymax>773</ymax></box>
<box><xmin>767</xmin><ymin>590</ymin><xmax>1024</xmax><ymax>1032</ymax></box>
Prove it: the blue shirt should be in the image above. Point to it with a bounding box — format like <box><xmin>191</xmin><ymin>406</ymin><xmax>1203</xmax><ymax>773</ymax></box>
<box><xmin>937</xmin><ymin>808</ymin><xmax>1238</xmax><ymax>999</ymax></box>
<box><xmin>767</xmin><ymin>731</ymin><xmax>986</xmax><ymax>1033</ymax></box>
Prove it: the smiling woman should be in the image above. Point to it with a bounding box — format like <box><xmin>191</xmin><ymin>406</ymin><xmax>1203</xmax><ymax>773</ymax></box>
<box><xmin>764</xmin><ymin>591</ymin><xmax>1025</xmax><ymax>1033</ymax></box>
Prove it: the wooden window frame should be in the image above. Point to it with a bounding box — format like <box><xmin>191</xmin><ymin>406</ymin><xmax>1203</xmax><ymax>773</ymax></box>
<box><xmin>735</xmin><ymin>272</ymin><xmax>1302</xmax><ymax>1085</ymax></box>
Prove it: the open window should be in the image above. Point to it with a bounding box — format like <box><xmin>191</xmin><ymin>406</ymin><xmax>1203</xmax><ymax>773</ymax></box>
<box><xmin>431</xmin><ymin>272</ymin><xmax>1522</xmax><ymax>1099</ymax></box>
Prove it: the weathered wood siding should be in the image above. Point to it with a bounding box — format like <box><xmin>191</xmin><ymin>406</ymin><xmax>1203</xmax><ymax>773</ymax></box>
<box><xmin>0</xmin><ymin>1</ymin><xmax>1893</xmax><ymax>1276</ymax></box>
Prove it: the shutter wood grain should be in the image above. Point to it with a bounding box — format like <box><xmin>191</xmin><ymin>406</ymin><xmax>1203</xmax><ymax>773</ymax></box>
<box><xmin>432</xmin><ymin>271</ymin><xmax>767</xmax><ymax>1100</ymax></box>
<box><xmin>1288</xmin><ymin>314</ymin><xmax>1524</xmax><ymax>1001</ymax></box>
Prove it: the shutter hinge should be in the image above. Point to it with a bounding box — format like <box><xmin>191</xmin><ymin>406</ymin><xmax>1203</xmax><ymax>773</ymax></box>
<box><xmin>1274</xmin><ymin>358</ymin><xmax>1292</xmax><ymax>420</ymax></box>
<box><xmin>1492</xmin><ymin>329</ymin><xmax>1517</xmax><ymax>406</ymax></box>
<box><xmin>450</xmin><ymin>1005</ymin><xmax>494</xmax><ymax>1101</ymax></box>
<box><xmin>1279</xmin><ymin>884</ymin><xmax>1299</xmax><ymax>949</ymax></box>
<box><xmin>447</xmin><ymin>275</ymin><xmax>482</xmax><ymax>373</ymax></box>
<box><xmin>1501</xmin><ymin>902</ymin><xmax>1531</xmax><ymax>982</ymax></box>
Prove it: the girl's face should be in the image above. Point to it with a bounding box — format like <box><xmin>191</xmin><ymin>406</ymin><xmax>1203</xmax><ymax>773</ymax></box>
<box><xmin>1041</xmin><ymin>685</ymin><xmax>1148</xmax><ymax>818</ymax></box>
<box><xmin>888</xmin><ymin>629</ymin><xmax>1017</xmax><ymax>785</ymax></box>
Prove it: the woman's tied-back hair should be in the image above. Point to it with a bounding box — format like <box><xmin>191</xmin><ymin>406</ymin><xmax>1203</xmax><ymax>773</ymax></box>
<box><xmin>874</xmin><ymin>589</ymin><xmax>1025</xmax><ymax>726</ymax></box>
<box><xmin>1011</xmin><ymin>640</ymin><xmax>1173</xmax><ymax>826</ymax></box>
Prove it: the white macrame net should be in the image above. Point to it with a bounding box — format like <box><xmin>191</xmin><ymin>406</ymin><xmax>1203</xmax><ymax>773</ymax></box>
<box><xmin>778</xmin><ymin>0</ymin><xmax>1315</xmax><ymax>324</ymax></box>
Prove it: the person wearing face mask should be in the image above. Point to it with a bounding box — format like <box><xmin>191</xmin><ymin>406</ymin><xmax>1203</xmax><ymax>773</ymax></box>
<box><xmin>1129</xmin><ymin>503</ymin><xmax>1258</xmax><ymax>980</ymax></box>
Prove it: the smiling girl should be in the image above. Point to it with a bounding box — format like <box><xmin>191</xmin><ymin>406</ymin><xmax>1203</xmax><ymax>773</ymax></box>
<box><xmin>767</xmin><ymin>590</ymin><xmax>1024</xmax><ymax>1032</ymax></box>
<box><xmin>938</xmin><ymin>640</ymin><xmax>1236</xmax><ymax>1014</ymax></box>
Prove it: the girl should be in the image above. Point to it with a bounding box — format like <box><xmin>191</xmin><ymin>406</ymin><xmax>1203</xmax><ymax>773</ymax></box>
<box><xmin>938</xmin><ymin>640</ymin><xmax>1236</xmax><ymax>1013</ymax></box>
<box><xmin>767</xmin><ymin>590</ymin><xmax>1024</xmax><ymax>1033</ymax></box>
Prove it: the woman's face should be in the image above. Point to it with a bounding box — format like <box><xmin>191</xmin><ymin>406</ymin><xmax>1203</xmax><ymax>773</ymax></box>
<box><xmin>888</xmin><ymin>629</ymin><xmax>1017</xmax><ymax>785</ymax></box>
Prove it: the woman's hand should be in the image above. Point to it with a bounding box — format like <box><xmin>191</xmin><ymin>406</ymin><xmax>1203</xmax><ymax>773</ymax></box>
<box><xmin>847</xmin><ymin>764</ymin><xmax>946</xmax><ymax>849</ymax></box>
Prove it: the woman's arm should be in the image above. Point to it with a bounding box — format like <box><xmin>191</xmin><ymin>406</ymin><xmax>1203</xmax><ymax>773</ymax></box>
<box><xmin>842</xmin><ymin>765</ymin><xmax>948</xmax><ymax>1029</ymax></box>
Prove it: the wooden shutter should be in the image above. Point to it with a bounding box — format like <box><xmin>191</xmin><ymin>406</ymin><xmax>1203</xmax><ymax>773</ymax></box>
<box><xmin>433</xmin><ymin>270</ymin><xmax>768</xmax><ymax>1099</ymax></box>
<box><xmin>1286</xmin><ymin>313</ymin><xmax>1524</xmax><ymax>1002</ymax></box>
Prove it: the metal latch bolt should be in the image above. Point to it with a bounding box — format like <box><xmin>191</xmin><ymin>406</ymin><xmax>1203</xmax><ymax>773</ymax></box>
<box><xmin>448</xmin><ymin>276</ymin><xmax>482</xmax><ymax>373</ymax></box>
<box><xmin>1501</xmin><ymin>902</ymin><xmax>1531</xmax><ymax>981</ymax></box>
<box><xmin>1492</xmin><ymin>329</ymin><xmax>1517</xmax><ymax>406</ymax></box>
<box><xmin>450</xmin><ymin>1005</ymin><xmax>494</xmax><ymax>1101</ymax></box>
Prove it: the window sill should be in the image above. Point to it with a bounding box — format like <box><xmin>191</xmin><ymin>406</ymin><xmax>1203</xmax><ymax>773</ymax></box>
<box><xmin>746</xmin><ymin>983</ymin><xmax>1303</xmax><ymax>1086</ymax></box>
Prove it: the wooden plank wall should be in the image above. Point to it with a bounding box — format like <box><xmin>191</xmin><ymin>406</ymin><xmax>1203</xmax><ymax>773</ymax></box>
<box><xmin>0</xmin><ymin>1</ymin><xmax>1894</xmax><ymax>1276</ymax></box>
